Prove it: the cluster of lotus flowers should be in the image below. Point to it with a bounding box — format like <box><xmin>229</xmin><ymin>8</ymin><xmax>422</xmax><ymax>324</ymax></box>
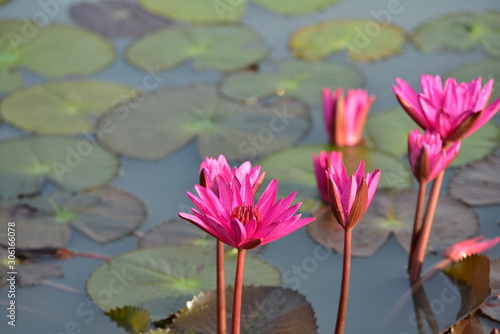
<box><xmin>178</xmin><ymin>74</ymin><xmax>500</xmax><ymax>334</ymax></box>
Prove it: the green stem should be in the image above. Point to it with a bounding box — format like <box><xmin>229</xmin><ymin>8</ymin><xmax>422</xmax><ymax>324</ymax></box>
<box><xmin>408</xmin><ymin>182</ymin><xmax>427</xmax><ymax>273</ymax></box>
<box><xmin>409</xmin><ymin>170</ymin><xmax>445</xmax><ymax>282</ymax></box>
<box><xmin>231</xmin><ymin>249</ymin><xmax>246</xmax><ymax>334</ymax></box>
<box><xmin>217</xmin><ymin>240</ymin><xmax>227</xmax><ymax>334</ymax></box>
<box><xmin>335</xmin><ymin>228</ymin><xmax>352</xmax><ymax>334</ymax></box>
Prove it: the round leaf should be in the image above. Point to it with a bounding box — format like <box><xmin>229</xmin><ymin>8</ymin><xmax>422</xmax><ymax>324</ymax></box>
<box><xmin>220</xmin><ymin>59</ymin><xmax>365</xmax><ymax>105</ymax></box>
<box><xmin>126</xmin><ymin>26</ymin><xmax>267</xmax><ymax>72</ymax></box>
<box><xmin>450</xmin><ymin>122</ymin><xmax>500</xmax><ymax>167</ymax></box>
<box><xmin>70</xmin><ymin>1</ymin><xmax>172</xmax><ymax>38</ymax></box>
<box><xmin>98</xmin><ymin>84</ymin><xmax>311</xmax><ymax>160</ymax></box>
<box><xmin>0</xmin><ymin>67</ymin><xmax>23</xmax><ymax>94</ymax></box>
<box><xmin>307</xmin><ymin>189</ymin><xmax>479</xmax><ymax>257</ymax></box>
<box><xmin>481</xmin><ymin>258</ymin><xmax>500</xmax><ymax>322</ymax></box>
<box><xmin>252</xmin><ymin>0</ymin><xmax>338</xmax><ymax>15</ymax></box>
<box><xmin>139</xmin><ymin>0</ymin><xmax>246</xmax><ymax>24</ymax></box>
<box><xmin>447</xmin><ymin>59</ymin><xmax>500</xmax><ymax>102</ymax></box>
<box><xmin>0</xmin><ymin>136</ymin><xmax>119</xmax><ymax>198</ymax></box>
<box><xmin>171</xmin><ymin>286</ymin><xmax>318</xmax><ymax>333</ymax></box>
<box><xmin>411</xmin><ymin>11</ymin><xmax>500</xmax><ymax>58</ymax></box>
<box><xmin>0</xmin><ymin>81</ymin><xmax>136</xmax><ymax>135</ymax></box>
<box><xmin>105</xmin><ymin>306</ymin><xmax>151</xmax><ymax>334</ymax></box>
<box><xmin>290</xmin><ymin>20</ymin><xmax>405</xmax><ymax>62</ymax></box>
<box><xmin>86</xmin><ymin>245</ymin><xmax>282</xmax><ymax>321</ymax></box>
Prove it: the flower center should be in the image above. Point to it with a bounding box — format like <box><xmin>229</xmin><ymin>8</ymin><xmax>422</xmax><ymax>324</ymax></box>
<box><xmin>231</xmin><ymin>205</ymin><xmax>261</xmax><ymax>225</ymax></box>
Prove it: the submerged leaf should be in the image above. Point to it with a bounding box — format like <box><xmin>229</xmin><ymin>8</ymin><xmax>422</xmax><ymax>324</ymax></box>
<box><xmin>307</xmin><ymin>190</ymin><xmax>479</xmax><ymax>257</ymax></box>
<box><xmin>0</xmin><ymin>81</ymin><xmax>136</xmax><ymax>135</ymax></box>
<box><xmin>220</xmin><ymin>59</ymin><xmax>365</xmax><ymax>105</ymax></box>
<box><xmin>449</xmin><ymin>155</ymin><xmax>500</xmax><ymax>206</ymax></box>
<box><xmin>252</xmin><ymin>0</ymin><xmax>337</xmax><ymax>15</ymax></box>
<box><xmin>0</xmin><ymin>136</ymin><xmax>119</xmax><ymax>198</ymax></box>
<box><xmin>290</xmin><ymin>20</ymin><xmax>405</xmax><ymax>62</ymax></box>
<box><xmin>126</xmin><ymin>26</ymin><xmax>267</xmax><ymax>72</ymax></box>
<box><xmin>70</xmin><ymin>1</ymin><xmax>172</xmax><ymax>38</ymax></box>
<box><xmin>171</xmin><ymin>286</ymin><xmax>318</xmax><ymax>333</ymax></box>
<box><xmin>86</xmin><ymin>245</ymin><xmax>281</xmax><ymax>321</ymax></box>
<box><xmin>105</xmin><ymin>306</ymin><xmax>151</xmax><ymax>334</ymax></box>
<box><xmin>98</xmin><ymin>84</ymin><xmax>310</xmax><ymax>160</ymax></box>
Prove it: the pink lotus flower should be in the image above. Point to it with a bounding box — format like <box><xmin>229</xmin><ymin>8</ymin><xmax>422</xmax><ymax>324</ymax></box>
<box><xmin>443</xmin><ymin>236</ymin><xmax>500</xmax><ymax>262</ymax></box>
<box><xmin>393</xmin><ymin>75</ymin><xmax>500</xmax><ymax>142</ymax></box>
<box><xmin>179</xmin><ymin>176</ymin><xmax>315</xmax><ymax>249</ymax></box>
<box><xmin>326</xmin><ymin>153</ymin><xmax>380</xmax><ymax>230</ymax></box>
<box><xmin>323</xmin><ymin>87</ymin><xmax>375</xmax><ymax>146</ymax></box>
<box><xmin>313</xmin><ymin>151</ymin><xmax>345</xmax><ymax>203</ymax></box>
<box><xmin>408</xmin><ymin>129</ymin><xmax>461</xmax><ymax>183</ymax></box>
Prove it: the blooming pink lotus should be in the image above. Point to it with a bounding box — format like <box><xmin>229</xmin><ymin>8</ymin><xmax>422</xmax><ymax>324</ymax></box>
<box><xmin>326</xmin><ymin>153</ymin><xmax>380</xmax><ymax>230</ymax></box>
<box><xmin>179</xmin><ymin>176</ymin><xmax>315</xmax><ymax>249</ymax></box>
<box><xmin>408</xmin><ymin>129</ymin><xmax>461</xmax><ymax>183</ymax></box>
<box><xmin>443</xmin><ymin>236</ymin><xmax>500</xmax><ymax>262</ymax></box>
<box><xmin>393</xmin><ymin>75</ymin><xmax>500</xmax><ymax>142</ymax></box>
<box><xmin>313</xmin><ymin>151</ymin><xmax>345</xmax><ymax>204</ymax></box>
<box><xmin>323</xmin><ymin>87</ymin><xmax>375</xmax><ymax>146</ymax></box>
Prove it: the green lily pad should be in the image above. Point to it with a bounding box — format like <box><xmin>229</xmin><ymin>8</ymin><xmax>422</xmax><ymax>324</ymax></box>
<box><xmin>258</xmin><ymin>144</ymin><xmax>412</xmax><ymax>212</ymax></box>
<box><xmin>0</xmin><ymin>67</ymin><xmax>23</xmax><ymax>94</ymax></box>
<box><xmin>481</xmin><ymin>258</ymin><xmax>500</xmax><ymax>322</ymax></box>
<box><xmin>447</xmin><ymin>59</ymin><xmax>500</xmax><ymax>102</ymax></box>
<box><xmin>0</xmin><ymin>0</ymin><xmax>12</xmax><ymax>5</ymax></box>
<box><xmin>220</xmin><ymin>59</ymin><xmax>365</xmax><ymax>105</ymax></box>
<box><xmin>449</xmin><ymin>155</ymin><xmax>500</xmax><ymax>206</ymax></box>
<box><xmin>0</xmin><ymin>21</ymin><xmax>115</xmax><ymax>93</ymax></box>
<box><xmin>126</xmin><ymin>26</ymin><xmax>267</xmax><ymax>72</ymax></box>
<box><xmin>139</xmin><ymin>0</ymin><xmax>246</xmax><ymax>24</ymax></box>
<box><xmin>411</xmin><ymin>11</ymin><xmax>500</xmax><ymax>58</ymax></box>
<box><xmin>86</xmin><ymin>245</ymin><xmax>282</xmax><ymax>321</ymax></box>
<box><xmin>290</xmin><ymin>19</ymin><xmax>405</xmax><ymax>62</ymax></box>
<box><xmin>170</xmin><ymin>286</ymin><xmax>318</xmax><ymax>333</ymax></box>
<box><xmin>0</xmin><ymin>81</ymin><xmax>136</xmax><ymax>135</ymax></box>
<box><xmin>98</xmin><ymin>84</ymin><xmax>310</xmax><ymax>160</ymax></box>
<box><xmin>0</xmin><ymin>136</ymin><xmax>119</xmax><ymax>198</ymax></box>
<box><xmin>307</xmin><ymin>189</ymin><xmax>479</xmax><ymax>257</ymax></box>
<box><xmin>451</xmin><ymin>122</ymin><xmax>500</xmax><ymax>168</ymax></box>
<box><xmin>105</xmin><ymin>306</ymin><xmax>151</xmax><ymax>334</ymax></box>
<box><xmin>253</xmin><ymin>0</ymin><xmax>337</xmax><ymax>15</ymax></box>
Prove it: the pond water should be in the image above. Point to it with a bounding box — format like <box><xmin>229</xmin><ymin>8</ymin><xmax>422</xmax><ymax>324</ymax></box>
<box><xmin>1</xmin><ymin>0</ymin><xmax>500</xmax><ymax>333</ymax></box>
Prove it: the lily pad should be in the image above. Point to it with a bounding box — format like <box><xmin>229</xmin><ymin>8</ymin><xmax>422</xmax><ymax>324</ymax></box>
<box><xmin>98</xmin><ymin>84</ymin><xmax>310</xmax><ymax>160</ymax></box>
<box><xmin>86</xmin><ymin>245</ymin><xmax>282</xmax><ymax>321</ymax></box>
<box><xmin>0</xmin><ymin>21</ymin><xmax>115</xmax><ymax>93</ymax></box>
<box><xmin>220</xmin><ymin>59</ymin><xmax>364</xmax><ymax>105</ymax></box>
<box><xmin>105</xmin><ymin>306</ymin><xmax>151</xmax><ymax>334</ymax></box>
<box><xmin>0</xmin><ymin>0</ymin><xmax>12</xmax><ymax>6</ymax></box>
<box><xmin>252</xmin><ymin>0</ymin><xmax>337</xmax><ymax>15</ymax></box>
<box><xmin>449</xmin><ymin>155</ymin><xmax>500</xmax><ymax>206</ymax></box>
<box><xmin>411</xmin><ymin>11</ymin><xmax>500</xmax><ymax>58</ymax></box>
<box><xmin>0</xmin><ymin>81</ymin><xmax>136</xmax><ymax>135</ymax></box>
<box><xmin>447</xmin><ymin>59</ymin><xmax>500</xmax><ymax>102</ymax></box>
<box><xmin>289</xmin><ymin>19</ymin><xmax>405</xmax><ymax>62</ymax></box>
<box><xmin>307</xmin><ymin>189</ymin><xmax>479</xmax><ymax>257</ymax></box>
<box><xmin>0</xmin><ymin>136</ymin><xmax>119</xmax><ymax>198</ymax></box>
<box><xmin>0</xmin><ymin>187</ymin><xmax>146</xmax><ymax>247</ymax></box>
<box><xmin>258</xmin><ymin>144</ymin><xmax>412</xmax><ymax>212</ymax></box>
<box><xmin>126</xmin><ymin>26</ymin><xmax>268</xmax><ymax>72</ymax></box>
<box><xmin>0</xmin><ymin>67</ymin><xmax>23</xmax><ymax>94</ymax></box>
<box><xmin>441</xmin><ymin>313</ymin><xmax>492</xmax><ymax>334</ymax></box>
<box><xmin>451</xmin><ymin>122</ymin><xmax>500</xmax><ymax>168</ymax></box>
<box><xmin>171</xmin><ymin>286</ymin><xmax>318</xmax><ymax>333</ymax></box>
<box><xmin>481</xmin><ymin>258</ymin><xmax>500</xmax><ymax>322</ymax></box>
<box><xmin>139</xmin><ymin>0</ymin><xmax>246</xmax><ymax>24</ymax></box>
<box><xmin>70</xmin><ymin>1</ymin><xmax>172</xmax><ymax>38</ymax></box>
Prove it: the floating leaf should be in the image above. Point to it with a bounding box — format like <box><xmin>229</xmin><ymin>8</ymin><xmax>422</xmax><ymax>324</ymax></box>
<box><xmin>0</xmin><ymin>81</ymin><xmax>136</xmax><ymax>135</ymax></box>
<box><xmin>290</xmin><ymin>20</ymin><xmax>405</xmax><ymax>62</ymax></box>
<box><xmin>126</xmin><ymin>26</ymin><xmax>267</xmax><ymax>72</ymax></box>
<box><xmin>449</xmin><ymin>155</ymin><xmax>500</xmax><ymax>206</ymax></box>
<box><xmin>139</xmin><ymin>0</ymin><xmax>245</xmax><ymax>24</ymax></box>
<box><xmin>70</xmin><ymin>1</ymin><xmax>172</xmax><ymax>38</ymax></box>
<box><xmin>220</xmin><ymin>59</ymin><xmax>364</xmax><ymax>105</ymax></box>
<box><xmin>307</xmin><ymin>189</ymin><xmax>479</xmax><ymax>257</ymax></box>
<box><xmin>171</xmin><ymin>286</ymin><xmax>318</xmax><ymax>333</ymax></box>
<box><xmin>0</xmin><ymin>67</ymin><xmax>23</xmax><ymax>94</ymax></box>
<box><xmin>411</xmin><ymin>11</ymin><xmax>500</xmax><ymax>58</ymax></box>
<box><xmin>450</xmin><ymin>122</ymin><xmax>500</xmax><ymax>167</ymax></box>
<box><xmin>98</xmin><ymin>84</ymin><xmax>310</xmax><ymax>160</ymax></box>
<box><xmin>0</xmin><ymin>21</ymin><xmax>115</xmax><ymax>92</ymax></box>
<box><xmin>441</xmin><ymin>312</ymin><xmax>491</xmax><ymax>334</ymax></box>
<box><xmin>0</xmin><ymin>136</ymin><xmax>119</xmax><ymax>198</ymax></box>
<box><xmin>86</xmin><ymin>245</ymin><xmax>281</xmax><ymax>320</ymax></box>
<box><xmin>252</xmin><ymin>0</ymin><xmax>337</xmax><ymax>15</ymax></box>
<box><xmin>447</xmin><ymin>59</ymin><xmax>500</xmax><ymax>102</ymax></box>
<box><xmin>0</xmin><ymin>0</ymin><xmax>12</xmax><ymax>6</ymax></box>
<box><xmin>258</xmin><ymin>144</ymin><xmax>412</xmax><ymax>212</ymax></box>
<box><xmin>481</xmin><ymin>258</ymin><xmax>500</xmax><ymax>322</ymax></box>
<box><xmin>105</xmin><ymin>306</ymin><xmax>151</xmax><ymax>334</ymax></box>
<box><xmin>0</xmin><ymin>187</ymin><xmax>146</xmax><ymax>247</ymax></box>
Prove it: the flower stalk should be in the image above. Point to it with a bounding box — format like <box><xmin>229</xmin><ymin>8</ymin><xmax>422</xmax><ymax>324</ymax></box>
<box><xmin>217</xmin><ymin>240</ymin><xmax>226</xmax><ymax>334</ymax></box>
<box><xmin>408</xmin><ymin>181</ymin><xmax>427</xmax><ymax>273</ymax></box>
<box><xmin>231</xmin><ymin>249</ymin><xmax>246</xmax><ymax>334</ymax></box>
<box><xmin>335</xmin><ymin>228</ymin><xmax>352</xmax><ymax>334</ymax></box>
